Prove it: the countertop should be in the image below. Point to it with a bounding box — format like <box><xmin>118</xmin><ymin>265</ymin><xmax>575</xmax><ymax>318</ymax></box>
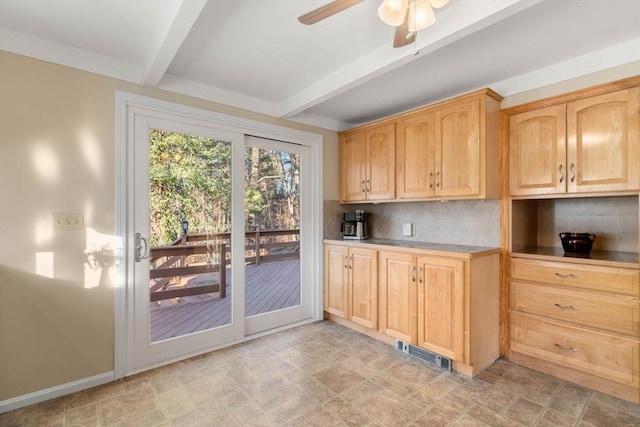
<box><xmin>512</xmin><ymin>246</ymin><xmax>639</xmax><ymax>268</ymax></box>
<box><xmin>323</xmin><ymin>238</ymin><xmax>501</xmax><ymax>257</ymax></box>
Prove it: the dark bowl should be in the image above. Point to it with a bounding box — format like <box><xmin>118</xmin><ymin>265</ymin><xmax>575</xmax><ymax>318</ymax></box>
<box><xmin>559</xmin><ymin>232</ymin><xmax>596</xmax><ymax>254</ymax></box>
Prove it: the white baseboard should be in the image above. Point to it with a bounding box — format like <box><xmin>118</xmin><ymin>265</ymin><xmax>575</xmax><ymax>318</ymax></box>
<box><xmin>0</xmin><ymin>371</ymin><xmax>114</xmax><ymax>414</ymax></box>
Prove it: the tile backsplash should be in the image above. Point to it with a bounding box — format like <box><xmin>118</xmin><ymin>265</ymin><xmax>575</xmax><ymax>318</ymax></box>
<box><xmin>536</xmin><ymin>196</ymin><xmax>639</xmax><ymax>253</ymax></box>
<box><xmin>324</xmin><ymin>199</ymin><xmax>501</xmax><ymax>247</ymax></box>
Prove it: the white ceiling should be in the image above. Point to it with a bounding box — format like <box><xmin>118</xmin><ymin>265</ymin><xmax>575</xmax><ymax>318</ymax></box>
<box><xmin>1</xmin><ymin>0</ymin><xmax>639</xmax><ymax>131</ymax></box>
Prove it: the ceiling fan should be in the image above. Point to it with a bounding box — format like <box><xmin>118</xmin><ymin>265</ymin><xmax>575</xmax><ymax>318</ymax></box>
<box><xmin>298</xmin><ymin>0</ymin><xmax>450</xmax><ymax>48</ymax></box>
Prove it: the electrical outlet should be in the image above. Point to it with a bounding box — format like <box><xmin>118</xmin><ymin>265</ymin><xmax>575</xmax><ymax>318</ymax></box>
<box><xmin>402</xmin><ymin>223</ymin><xmax>414</xmax><ymax>237</ymax></box>
<box><xmin>52</xmin><ymin>212</ymin><xmax>84</xmax><ymax>231</ymax></box>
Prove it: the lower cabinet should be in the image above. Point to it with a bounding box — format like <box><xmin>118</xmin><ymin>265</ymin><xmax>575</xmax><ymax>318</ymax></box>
<box><xmin>325</xmin><ymin>241</ymin><xmax>500</xmax><ymax>377</ymax></box>
<box><xmin>508</xmin><ymin>256</ymin><xmax>640</xmax><ymax>403</ymax></box>
<box><xmin>324</xmin><ymin>244</ymin><xmax>377</xmax><ymax>329</ymax></box>
<box><xmin>378</xmin><ymin>251</ymin><xmax>417</xmax><ymax>343</ymax></box>
<box><xmin>378</xmin><ymin>253</ymin><xmax>465</xmax><ymax>361</ymax></box>
<box><xmin>417</xmin><ymin>256</ymin><xmax>465</xmax><ymax>361</ymax></box>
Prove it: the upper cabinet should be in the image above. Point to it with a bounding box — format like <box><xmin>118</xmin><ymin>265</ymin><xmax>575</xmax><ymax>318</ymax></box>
<box><xmin>568</xmin><ymin>88</ymin><xmax>639</xmax><ymax>193</ymax></box>
<box><xmin>340</xmin><ymin>123</ymin><xmax>395</xmax><ymax>203</ymax></box>
<box><xmin>396</xmin><ymin>110</ymin><xmax>437</xmax><ymax>199</ymax></box>
<box><xmin>509</xmin><ymin>85</ymin><xmax>639</xmax><ymax>197</ymax></box>
<box><xmin>341</xmin><ymin>89</ymin><xmax>502</xmax><ymax>203</ymax></box>
<box><xmin>508</xmin><ymin>105</ymin><xmax>567</xmax><ymax>196</ymax></box>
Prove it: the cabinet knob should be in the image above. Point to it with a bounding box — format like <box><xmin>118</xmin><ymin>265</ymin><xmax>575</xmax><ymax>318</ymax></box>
<box><xmin>436</xmin><ymin>171</ymin><xmax>440</xmax><ymax>188</ymax></box>
<box><xmin>429</xmin><ymin>172</ymin><xmax>434</xmax><ymax>188</ymax></box>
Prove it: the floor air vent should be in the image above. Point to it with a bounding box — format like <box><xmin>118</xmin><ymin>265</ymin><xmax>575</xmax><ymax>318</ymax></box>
<box><xmin>395</xmin><ymin>340</ymin><xmax>452</xmax><ymax>371</ymax></box>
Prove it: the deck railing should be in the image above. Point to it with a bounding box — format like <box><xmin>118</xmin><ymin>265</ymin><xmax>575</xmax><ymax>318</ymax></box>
<box><xmin>149</xmin><ymin>229</ymin><xmax>299</xmax><ymax>302</ymax></box>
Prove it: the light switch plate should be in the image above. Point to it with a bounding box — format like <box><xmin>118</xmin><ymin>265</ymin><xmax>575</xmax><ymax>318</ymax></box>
<box><xmin>402</xmin><ymin>223</ymin><xmax>414</xmax><ymax>237</ymax></box>
<box><xmin>52</xmin><ymin>212</ymin><xmax>84</xmax><ymax>231</ymax></box>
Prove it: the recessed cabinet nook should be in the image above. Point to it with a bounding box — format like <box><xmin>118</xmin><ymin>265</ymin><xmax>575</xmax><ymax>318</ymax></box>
<box><xmin>504</xmin><ymin>76</ymin><xmax>640</xmax><ymax>403</ymax></box>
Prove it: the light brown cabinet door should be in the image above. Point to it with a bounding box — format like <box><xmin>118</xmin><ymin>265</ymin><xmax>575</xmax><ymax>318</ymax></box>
<box><xmin>567</xmin><ymin>87</ymin><xmax>640</xmax><ymax>193</ymax></box>
<box><xmin>340</xmin><ymin>131</ymin><xmax>367</xmax><ymax>202</ymax></box>
<box><xmin>366</xmin><ymin>123</ymin><xmax>396</xmax><ymax>201</ymax></box>
<box><xmin>349</xmin><ymin>248</ymin><xmax>378</xmax><ymax>329</ymax></box>
<box><xmin>436</xmin><ymin>99</ymin><xmax>481</xmax><ymax>197</ymax></box>
<box><xmin>379</xmin><ymin>251</ymin><xmax>417</xmax><ymax>344</ymax></box>
<box><xmin>323</xmin><ymin>245</ymin><xmax>349</xmax><ymax>318</ymax></box>
<box><xmin>509</xmin><ymin>104</ymin><xmax>567</xmax><ymax>196</ymax></box>
<box><xmin>417</xmin><ymin>256</ymin><xmax>464</xmax><ymax>360</ymax></box>
<box><xmin>396</xmin><ymin>111</ymin><xmax>437</xmax><ymax>199</ymax></box>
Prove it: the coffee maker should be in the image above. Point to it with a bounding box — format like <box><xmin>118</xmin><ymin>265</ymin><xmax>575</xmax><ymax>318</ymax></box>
<box><xmin>341</xmin><ymin>210</ymin><xmax>370</xmax><ymax>240</ymax></box>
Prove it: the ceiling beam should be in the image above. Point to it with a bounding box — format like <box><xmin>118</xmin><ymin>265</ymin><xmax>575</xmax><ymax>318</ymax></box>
<box><xmin>275</xmin><ymin>0</ymin><xmax>544</xmax><ymax>119</ymax></box>
<box><xmin>142</xmin><ymin>0</ymin><xmax>208</xmax><ymax>87</ymax></box>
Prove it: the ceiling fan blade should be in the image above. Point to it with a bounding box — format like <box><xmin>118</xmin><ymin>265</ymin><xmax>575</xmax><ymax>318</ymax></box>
<box><xmin>393</xmin><ymin>9</ymin><xmax>416</xmax><ymax>48</ymax></box>
<box><xmin>298</xmin><ymin>0</ymin><xmax>365</xmax><ymax>25</ymax></box>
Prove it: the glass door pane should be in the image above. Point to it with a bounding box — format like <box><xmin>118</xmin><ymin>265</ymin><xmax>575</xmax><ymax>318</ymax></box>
<box><xmin>244</xmin><ymin>144</ymin><xmax>301</xmax><ymax>318</ymax></box>
<box><xmin>147</xmin><ymin>129</ymin><xmax>232</xmax><ymax>342</ymax></box>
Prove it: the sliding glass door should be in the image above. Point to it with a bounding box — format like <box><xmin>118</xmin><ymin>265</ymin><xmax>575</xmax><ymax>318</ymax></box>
<box><xmin>126</xmin><ymin>112</ymin><xmax>314</xmax><ymax>371</ymax></box>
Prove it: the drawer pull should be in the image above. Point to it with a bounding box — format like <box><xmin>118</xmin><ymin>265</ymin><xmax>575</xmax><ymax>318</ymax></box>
<box><xmin>554</xmin><ymin>303</ymin><xmax>579</xmax><ymax>310</ymax></box>
<box><xmin>554</xmin><ymin>272</ymin><xmax>579</xmax><ymax>279</ymax></box>
<box><xmin>554</xmin><ymin>343</ymin><xmax>579</xmax><ymax>352</ymax></box>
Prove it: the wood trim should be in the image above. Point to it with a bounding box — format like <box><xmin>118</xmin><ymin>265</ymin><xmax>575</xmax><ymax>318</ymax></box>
<box><xmin>501</xmin><ymin>75</ymin><xmax>640</xmax><ymax>116</ymax></box>
<box><xmin>499</xmin><ymin>110</ymin><xmax>511</xmax><ymax>357</ymax></box>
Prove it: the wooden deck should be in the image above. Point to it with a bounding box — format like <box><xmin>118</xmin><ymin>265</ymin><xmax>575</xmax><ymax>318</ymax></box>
<box><xmin>150</xmin><ymin>259</ymin><xmax>300</xmax><ymax>342</ymax></box>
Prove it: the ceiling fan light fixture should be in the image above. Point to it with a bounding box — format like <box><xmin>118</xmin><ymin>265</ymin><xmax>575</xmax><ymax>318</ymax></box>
<box><xmin>378</xmin><ymin>0</ymin><xmax>409</xmax><ymax>26</ymax></box>
<box><xmin>428</xmin><ymin>0</ymin><xmax>450</xmax><ymax>8</ymax></box>
<box><xmin>408</xmin><ymin>0</ymin><xmax>435</xmax><ymax>32</ymax></box>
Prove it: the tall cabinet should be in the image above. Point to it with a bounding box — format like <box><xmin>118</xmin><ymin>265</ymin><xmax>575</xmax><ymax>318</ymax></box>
<box><xmin>504</xmin><ymin>76</ymin><xmax>640</xmax><ymax>404</ymax></box>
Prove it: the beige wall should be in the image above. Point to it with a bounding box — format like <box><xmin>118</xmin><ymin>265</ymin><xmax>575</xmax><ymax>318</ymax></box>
<box><xmin>0</xmin><ymin>51</ymin><xmax>338</xmax><ymax>401</ymax></box>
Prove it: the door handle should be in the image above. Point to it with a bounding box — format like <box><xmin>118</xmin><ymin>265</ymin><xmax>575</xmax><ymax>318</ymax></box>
<box><xmin>554</xmin><ymin>303</ymin><xmax>579</xmax><ymax>310</ymax></box>
<box><xmin>558</xmin><ymin>164</ymin><xmax>564</xmax><ymax>183</ymax></box>
<box><xmin>555</xmin><ymin>272</ymin><xmax>579</xmax><ymax>279</ymax></box>
<box><xmin>135</xmin><ymin>232</ymin><xmax>149</xmax><ymax>262</ymax></box>
<box><xmin>554</xmin><ymin>343</ymin><xmax>578</xmax><ymax>352</ymax></box>
<box><xmin>569</xmin><ymin>163</ymin><xmax>576</xmax><ymax>183</ymax></box>
<box><xmin>411</xmin><ymin>266</ymin><xmax>417</xmax><ymax>282</ymax></box>
<box><xmin>429</xmin><ymin>172</ymin><xmax>434</xmax><ymax>188</ymax></box>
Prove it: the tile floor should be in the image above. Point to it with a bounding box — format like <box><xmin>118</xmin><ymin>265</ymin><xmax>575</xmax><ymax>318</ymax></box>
<box><xmin>1</xmin><ymin>321</ymin><xmax>639</xmax><ymax>426</ymax></box>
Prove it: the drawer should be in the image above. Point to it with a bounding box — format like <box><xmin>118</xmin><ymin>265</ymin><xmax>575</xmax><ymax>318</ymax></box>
<box><xmin>510</xmin><ymin>258</ymin><xmax>639</xmax><ymax>296</ymax></box>
<box><xmin>510</xmin><ymin>281</ymin><xmax>640</xmax><ymax>336</ymax></box>
<box><xmin>510</xmin><ymin>312</ymin><xmax>639</xmax><ymax>388</ymax></box>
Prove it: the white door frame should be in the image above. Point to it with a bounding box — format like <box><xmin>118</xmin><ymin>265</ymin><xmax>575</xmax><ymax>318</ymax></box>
<box><xmin>114</xmin><ymin>91</ymin><xmax>324</xmax><ymax>378</ymax></box>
